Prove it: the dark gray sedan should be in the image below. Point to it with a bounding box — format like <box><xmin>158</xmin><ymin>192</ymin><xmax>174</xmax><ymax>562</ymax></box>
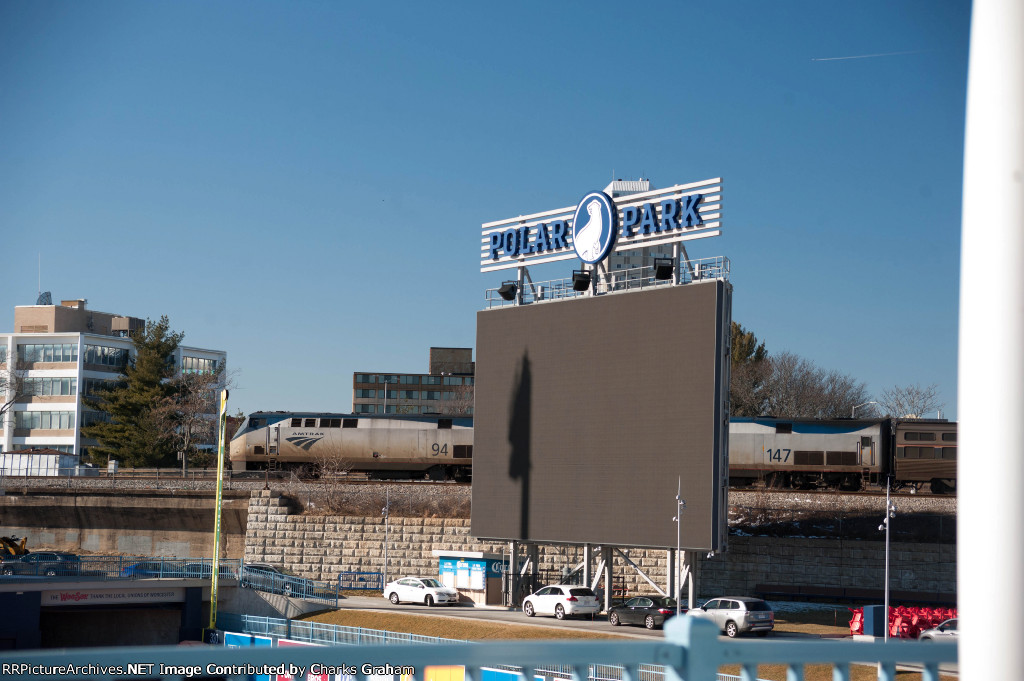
<box><xmin>608</xmin><ymin>595</ymin><xmax>682</xmax><ymax>629</ymax></box>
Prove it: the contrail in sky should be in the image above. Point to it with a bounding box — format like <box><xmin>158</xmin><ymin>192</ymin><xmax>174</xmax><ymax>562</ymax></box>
<box><xmin>812</xmin><ymin>50</ymin><xmax>926</xmax><ymax>62</ymax></box>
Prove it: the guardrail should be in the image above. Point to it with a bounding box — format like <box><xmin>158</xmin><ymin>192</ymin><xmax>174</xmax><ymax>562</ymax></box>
<box><xmin>484</xmin><ymin>257</ymin><xmax>730</xmax><ymax>309</ymax></box>
<box><xmin>0</xmin><ymin>616</ymin><xmax>957</xmax><ymax>681</ymax></box>
<box><xmin>240</xmin><ymin>567</ymin><xmax>339</xmax><ymax>607</ymax></box>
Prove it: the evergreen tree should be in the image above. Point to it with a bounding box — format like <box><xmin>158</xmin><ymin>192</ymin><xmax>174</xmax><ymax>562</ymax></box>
<box><xmin>82</xmin><ymin>316</ymin><xmax>184</xmax><ymax>467</ymax></box>
<box><xmin>730</xmin><ymin>322</ymin><xmax>769</xmax><ymax>416</ymax></box>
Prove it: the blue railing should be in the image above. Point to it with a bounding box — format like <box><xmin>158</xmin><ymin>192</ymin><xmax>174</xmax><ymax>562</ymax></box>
<box><xmin>0</xmin><ymin>616</ymin><xmax>957</xmax><ymax>681</ymax></box>
<box><xmin>0</xmin><ymin>555</ymin><xmax>242</xmax><ymax>580</ymax></box>
<box><xmin>219</xmin><ymin>612</ymin><xmax>469</xmax><ymax>646</ymax></box>
<box><xmin>338</xmin><ymin>571</ymin><xmax>383</xmax><ymax>591</ymax></box>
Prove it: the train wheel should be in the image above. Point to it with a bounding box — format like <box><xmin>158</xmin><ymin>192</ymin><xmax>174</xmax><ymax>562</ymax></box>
<box><xmin>930</xmin><ymin>478</ymin><xmax>954</xmax><ymax>494</ymax></box>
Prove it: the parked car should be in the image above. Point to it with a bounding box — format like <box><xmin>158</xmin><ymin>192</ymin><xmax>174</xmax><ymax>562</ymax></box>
<box><xmin>688</xmin><ymin>597</ymin><xmax>775</xmax><ymax>637</ymax></box>
<box><xmin>523</xmin><ymin>585</ymin><xmax>601</xmax><ymax>620</ymax></box>
<box><xmin>240</xmin><ymin>563</ymin><xmax>306</xmax><ymax>596</ymax></box>
<box><xmin>608</xmin><ymin>595</ymin><xmax>683</xmax><ymax>629</ymax></box>
<box><xmin>383</xmin><ymin>577</ymin><xmax>459</xmax><ymax>606</ymax></box>
<box><xmin>919</xmin><ymin>618</ymin><xmax>958</xmax><ymax>641</ymax></box>
<box><xmin>0</xmin><ymin>551</ymin><xmax>81</xmax><ymax>576</ymax></box>
<box><xmin>121</xmin><ymin>560</ymin><xmax>183</xmax><ymax>578</ymax></box>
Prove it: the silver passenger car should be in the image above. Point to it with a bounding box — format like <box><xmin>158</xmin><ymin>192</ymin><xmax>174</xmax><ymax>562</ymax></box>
<box><xmin>688</xmin><ymin>596</ymin><xmax>774</xmax><ymax>637</ymax></box>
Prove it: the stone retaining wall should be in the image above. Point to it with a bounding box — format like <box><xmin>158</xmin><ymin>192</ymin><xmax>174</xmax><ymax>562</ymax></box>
<box><xmin>244</xmin><ymin>491</ymin><xmax>957</xmax><ymax>604</ymax></box>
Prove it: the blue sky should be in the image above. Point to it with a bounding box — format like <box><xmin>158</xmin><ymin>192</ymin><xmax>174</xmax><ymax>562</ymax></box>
<box><xmin>0</xmin><ymin>1</ymin><xmax>970</xmax><ymax>419</ymax></box>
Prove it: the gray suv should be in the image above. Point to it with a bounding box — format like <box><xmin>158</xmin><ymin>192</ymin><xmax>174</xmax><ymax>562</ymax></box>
<box><xmin>689</xmin><ymin>596</ymin><xmax>774</xmax><ymax>637</ymax></box>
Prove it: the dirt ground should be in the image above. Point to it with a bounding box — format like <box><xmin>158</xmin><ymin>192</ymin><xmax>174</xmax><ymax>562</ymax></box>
<box><xmin>300</xmin><ymin>606</ymin><xmax>955</xmax><ymax>681</ymax></box>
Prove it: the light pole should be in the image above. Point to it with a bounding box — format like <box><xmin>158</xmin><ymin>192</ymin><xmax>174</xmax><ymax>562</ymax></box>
<box><xmin>878</xmin><ymin>475</ymin><xmax>897</xmax><ymax>641</ymax></box>
<box><xmin>382</xmin><ymin>487</ymin><xmax>390</xmax><ymax>586</ymax></box>
<box><xmin>852</xmin><ymin>401</ymin><xmax>878</xmax><ymax>418</ymax></box>
<box><xmin>672</xmin><ymin>477</ymin><xmax>686</xmax><ymax>617</ymax></box>
<box><xmin>383</xmin><ymin>379</ymin><xmax>390</xmax><ymax>415</ymax></box>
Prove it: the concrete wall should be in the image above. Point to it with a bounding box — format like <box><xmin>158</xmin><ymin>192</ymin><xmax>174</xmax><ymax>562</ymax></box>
<box><xmin>0</xmin><ymin>489</ymin><xmax>249</xmax><ymax>558</ymax></box>
<box><xmin>245</xmin><ymin>492</ymin><xmax>957</xmax><ymax>604</ymax></box>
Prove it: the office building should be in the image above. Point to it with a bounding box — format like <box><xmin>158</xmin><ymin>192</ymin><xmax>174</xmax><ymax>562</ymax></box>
<box><xmin>0</xmin><ymin>297</ymin><xmax>226</xmax><ymax>458</ymax></box>
<box><xmin>352</xmin><ymin>347</ymin><xmax>474</xmax><ymax>416</ymax></box>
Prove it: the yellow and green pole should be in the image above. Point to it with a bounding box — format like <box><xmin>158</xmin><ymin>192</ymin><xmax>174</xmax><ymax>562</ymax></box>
<box><xmin>207</xmin><ymin>389</ymin><xmax>229</xmax><ymax>640</ymax></box>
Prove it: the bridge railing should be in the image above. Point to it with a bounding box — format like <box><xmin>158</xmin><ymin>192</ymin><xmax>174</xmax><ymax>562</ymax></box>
<box><xmin>0</xmin><ymin>617</ymin><xmax>957</xmax><ymax>681</ymax></box>
<box><xmin>338</xmin><ymin>571</ymin><xmax>383</xmax><ymax>591</ymax></box>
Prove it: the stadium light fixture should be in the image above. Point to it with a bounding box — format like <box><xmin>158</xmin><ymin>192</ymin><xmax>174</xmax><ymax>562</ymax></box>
<box><xmin>654</xmin><ymin>258</ymin><xmax>675</xmax><ymax>281</ymax></box>
<box><xmin>572</xmin><ymin>269</ymin><xmax>591</xmax><ymax>292</ymax></box>
<box><xmin>497</xmin><ymin>281</ymin><xmax>518</xmax><ymax>301</ymax></box>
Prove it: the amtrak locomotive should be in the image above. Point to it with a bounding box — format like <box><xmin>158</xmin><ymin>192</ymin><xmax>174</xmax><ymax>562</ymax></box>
<box><xmin>230</xmin><ymin>412</ymin><xmax>956</xmax><ymax>492</ymax></box>
<box><xmin>229</xmin><ymin>412</ymin><xmax>472</xmax><ymax>481</ymax></box>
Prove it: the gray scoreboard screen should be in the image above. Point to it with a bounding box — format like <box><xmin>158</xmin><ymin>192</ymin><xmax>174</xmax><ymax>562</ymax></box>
<box><xmin>471</xmin><ymin>281</ymin><xmax>731</xmax><ymax>551</ymax></box>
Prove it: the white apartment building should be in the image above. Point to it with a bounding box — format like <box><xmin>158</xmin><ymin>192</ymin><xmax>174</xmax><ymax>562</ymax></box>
<box><xmin>0</xmin><ymin>298</ymin><xmax>226</xmax><ymax>459</ymax></box>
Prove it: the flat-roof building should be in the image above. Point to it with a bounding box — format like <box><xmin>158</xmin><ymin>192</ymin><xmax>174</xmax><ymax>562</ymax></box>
<box><xmin>0</xmin><ymin>297</ymin><xmax>226</xmax><ymax>458</ymax></box>
<box><xmin>352</xmin><ymin>347</ymin><xmax>474</xmax><ymax>416</ymax></box>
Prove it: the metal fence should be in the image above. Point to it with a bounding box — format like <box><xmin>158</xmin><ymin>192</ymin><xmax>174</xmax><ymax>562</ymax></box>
<box><xmin>0</xmin><ymin>556</ymin><xmax>338</xmax><ymax>606</ymax></box>
<box><xmin>206</xmin><ymin>612</ymin><xmax>955</xmax><ymax>681</ymax></box>
<box><xmin>338</xmin><ymin>571</ymin><xmax>383</xmax><ymax>591</ymax></box>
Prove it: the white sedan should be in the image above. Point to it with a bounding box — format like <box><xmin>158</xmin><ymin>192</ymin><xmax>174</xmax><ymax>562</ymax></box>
<box><xmin>523</xmin><ymin>585</ymin><xmax>601</xmax><ymax>619</ymax></box>
<box><xmin>383</xmin><ymin>577</ymin><xmax>459</xmax><ymax>606</ymax></box>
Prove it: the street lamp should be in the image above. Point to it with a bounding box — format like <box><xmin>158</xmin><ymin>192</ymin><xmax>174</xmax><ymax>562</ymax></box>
<box><xmin>383</xmin><ymin>379</ymin><xmax>391</xmax><ymax>415</ymax></box>
<box><xmin>382</xmin><ymin>487</ymin><xmax>390</xmax><ymax>586</ymax></box>
<box><xmin>672</xmin><ymin>477</ymin><xmax>686</xmax><ymax>617</ymax></box>
<box><xmin>878</xmin><ymin>475</ymin><xmax>897</xmax><ymax>641</ymax></box>
<box><xmin>852</xmin><ymin>401</ymin><xmax>879</xmax><ymax>418</ymax></box>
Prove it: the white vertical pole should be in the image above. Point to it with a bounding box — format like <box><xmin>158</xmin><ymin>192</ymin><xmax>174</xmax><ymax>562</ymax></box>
<box><xmin>960</xmin><ymin>2</ymin><xmax>1024</xmax><ymax>679</ymax></box>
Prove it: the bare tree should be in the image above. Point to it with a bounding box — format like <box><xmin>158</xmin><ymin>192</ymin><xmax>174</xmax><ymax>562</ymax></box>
<box><xmin>152</xmin><ymin>367</ymin><xmax>233</xmax><ymax>471</ymax></box>
<box><xmin>878</xmin><ymin>383</ymin><xmax>943</xmax><ymax>418</ymax></box>
<box><xmin>761</xmin><ymin>351</ymin><xmax>870</xmax><ymax>418</ymax></box>
<box><xmin>0</xmin><ymin>357</ymin><xmax>29</xmax><ymax>423</ymax></box>
<box><xmin>440</xmin><ymin>382</ymin><xmax>474</xmax><ymax>416</ymax></box>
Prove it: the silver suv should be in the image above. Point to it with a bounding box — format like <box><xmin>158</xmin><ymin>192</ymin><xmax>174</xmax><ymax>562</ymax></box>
<box><xmin>689</xmin><ymin>596</ymin><xmax>774</xmax><ymax>637</ymax></box>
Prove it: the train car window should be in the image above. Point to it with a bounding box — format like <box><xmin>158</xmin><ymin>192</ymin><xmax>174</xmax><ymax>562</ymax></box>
<box><xmin>793</xmin><ymin>451</ymin><xmax>824</xmax><ymax>465</ymax></box>
<box><xmin>291</xmin><ymin>418</ymin><xmax>302</xmax><ymax>427</ymax></box>
<box><xmin>321</xmin><ymin>418</ymin><xmax>341</xmax><ymax>428</ymax></box>
<box><xmin>343</xmin><ymin>419</ymin><xmax>358</xmax><ymax>428</ymax></box>
<box><xmin>248</xmin><ymin>418</ymin><xmax>264</xmax><ymax>428</ymax></box>
<box><xmin>860</xmin><ymin>436</ymin><xmax>872</xmax><ymax>448</ymax></box>
<box><xmin>905</xmin><ymin>431</ymin><xmax>936</xmax><ymax>441</ymax></box>
<box><xmin>775</xmin><ymin>423</ymin><xmax>793</xmax><ymax>434</ymax></box>
<box><xmin>437</xmin><ymin>418</ymin><xmax>453</xmax><ymax>429</ymax></box>
<box><xmin>905</xmin><ymin>432</ymin><xmax>918</xmax><ymax>441</ymax></box>
<box><xmin>304</xmin><ymin>418</ymin><xmax>316</xmax><ymax>427</ymax></box>
<box><xmin>942</xmin><ymin>432</ymin><xmax>957</xmax><ymax>442</ymax></box>
<box><xmin>941</xmin><ymin>447</ymin><xmax>957</xmax><ymax>459</ymax></box>
<box><xmin>254</xmin><ymin>445</ymin><xmax>265</xmax><ymax>455</ymax></box>
<box><xmin>453</xmin><ymin>445</ymin><xmax>472</xmax><ymax>458</ymax></box>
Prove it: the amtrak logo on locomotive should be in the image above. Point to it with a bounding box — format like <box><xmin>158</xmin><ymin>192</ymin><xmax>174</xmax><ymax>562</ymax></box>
<box><xmin>285</xmin><ymin>433</ymin><xmax>324</xmax><ymax>451</ymax></box>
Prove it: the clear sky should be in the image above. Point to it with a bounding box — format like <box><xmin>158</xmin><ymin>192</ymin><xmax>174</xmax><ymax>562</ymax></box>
<box><xmin>0</xmin><ymin>1</ymin><xmax>970</xmax><ymax>419</ymax></box>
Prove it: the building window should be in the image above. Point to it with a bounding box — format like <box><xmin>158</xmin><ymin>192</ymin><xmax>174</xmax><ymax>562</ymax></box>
<box><xmin>16</xmin><ymin>411</ymin><xmax>76</xmax><ymax>429</ymax></box>
<box><xmin>82</xmin><ymin>411</ymin><xmax>112</xmax><ymax>426</ymax></box>
<box><xmin>17</xmin><ymin>343</ymin><xmax>78</xmax><ymax>363</ymax></box>
<box><xmin>11</xmin><ymin>444</ymin><xmax>73</xmax><ymax>454</ymax></box>
<box><xmin>83</xmin><ymin>378</ymin><xmax>117</xmax><ymax>398</ymax></box>
<box><xmin>181</xmin><ymin>356</ymin><xmax>218</xmax><ymax>374</ymax></box>
<box><xmin>84</xmin><ymin>344</ymin><xmax>129</xmax><ymax>368</ymax></box>
<box><xmin>24</xmin><ymin>377</ymin><xmax>77</xmax><ymax>396</ymax></box>
<box><xmin>400</xmin><ymin>375</ymin><xmax>420</xmax><ymax>385</ymax></box>
<box><xmin>381</xmin><ymin>390</ymin><xmax>397</xmax><ymax>400</ymax></box>
<box><xmin>422</xmin><ymin>376</ymin><xmax>443</xmax><ymax>385</ymax></box>
<box><xmin>400</xmin><ymin>390</ymin><xmax>419</xmax><ymax>399</ymax></box>
<box><xmin>422</xmin><ymin>391</ymin><xmax>440</xmax><ymax>400</ymax></box>
<box><xmin>354</xmin><ymin>404</ymin><xmax>376</xmax><ymax>414</ymax></box>
<box><xmin>355</xmin><ymin>389</ymin><xmax>376</xmax><ymax>398</ymax></box>
<box><xmin>443</xmin><ymin>376</ymin><xmax>464</xmax><ymax>386</ymax></box>
<box><xmin>355</xmin><ymin>374</ymin><xmax>377</xmax><ymax>384</ymax></box>
<box><xmin>0</xmin><ymin>347</ymin><xmax>7</xmax><ymax>364</ymax></box>
<box><xmin>465</xmin><ymin>377</ymin><xmax>475</xmax><ymax>386</ymax></box>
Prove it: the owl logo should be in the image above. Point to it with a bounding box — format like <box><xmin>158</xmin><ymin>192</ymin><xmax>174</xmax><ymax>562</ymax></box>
<box><xmin>571</xmin><ymin>191</ymin><xmax>618</xmax><ymax>265</ymax></box>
